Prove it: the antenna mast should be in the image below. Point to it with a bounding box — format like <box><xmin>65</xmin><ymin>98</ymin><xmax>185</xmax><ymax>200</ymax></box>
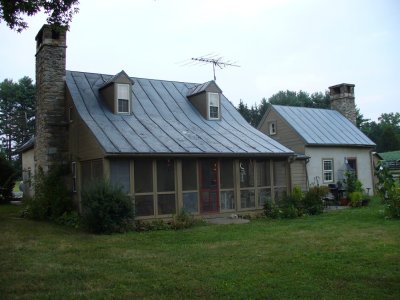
<box><xmin>191</xmin><ymin>55</ymin><xmax>240</xmax><ymax>81</ymax></box>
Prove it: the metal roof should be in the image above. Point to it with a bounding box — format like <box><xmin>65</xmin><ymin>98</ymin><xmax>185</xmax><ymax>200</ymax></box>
<box><xmin>272</xmin><ymin>105</ymin><xmax>375</xmax><ymax>147</ymax></box>
<box><xmin>66</xmin><ymin>71</ymin><xmax>293</xmax><ymax>156</ymax></box>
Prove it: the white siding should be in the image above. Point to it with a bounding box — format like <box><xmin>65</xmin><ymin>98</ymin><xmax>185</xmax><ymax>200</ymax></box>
<box><xmin>305</xmin><ymin>147</ymin><xmax>374</xmax><ymax>194</ymax></box>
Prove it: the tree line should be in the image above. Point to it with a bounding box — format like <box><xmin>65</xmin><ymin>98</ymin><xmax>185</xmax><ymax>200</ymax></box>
<box><xmin>236</xmin><ymin>90</ymin><xmax>400</xmax><ymax>153</ymax></box>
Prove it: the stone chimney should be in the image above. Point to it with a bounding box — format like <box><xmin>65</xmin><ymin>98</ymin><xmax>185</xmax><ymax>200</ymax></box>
<box><xmin>35</xmin><ymin>25</ymin><xmax>68</xmax><ymax>172</ymax></box>
<box><xmin>329</xmin><ymin>83</ymin><xmax>356</xmax><ymax>125</ymax></box>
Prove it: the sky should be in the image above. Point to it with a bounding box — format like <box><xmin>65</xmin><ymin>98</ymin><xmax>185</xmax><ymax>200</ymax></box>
<box><xmin>1</xmin><ymin>0</ymin><xmax>399</xmax><ymax>121</ymax></box>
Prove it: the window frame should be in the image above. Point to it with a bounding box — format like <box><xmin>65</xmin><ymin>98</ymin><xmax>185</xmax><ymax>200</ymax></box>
<box><xmin>268</xmin><ymin>121</ymin><xmax>277</xmax><ymax>135</ymax></box>
<box><xmin>116</xmin><ymin>83</ymin><xmax>131</xmax><ymax>114</ymax></box>
<box><xmin>322</xmin><ymin>158</ymin><xmax>334</xmax><ymax>183</ymax></box>
<box><xmin>207</xmin><ymin>92</ymin><xmax>220</xmax><ymax>120</ymax></box>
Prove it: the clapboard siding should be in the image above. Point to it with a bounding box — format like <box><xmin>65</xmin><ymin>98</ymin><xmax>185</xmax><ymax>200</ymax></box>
<box><xmin>259</xmin><ymin>109</ymin><xmax>305</xmax><ymax>154</ymax></box>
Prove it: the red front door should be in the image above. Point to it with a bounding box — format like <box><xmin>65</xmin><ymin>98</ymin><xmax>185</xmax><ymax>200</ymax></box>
<box><xmin>200</xmin><ymin>159</ymin><xmax>219</xmax><ymax>214</ymax></box>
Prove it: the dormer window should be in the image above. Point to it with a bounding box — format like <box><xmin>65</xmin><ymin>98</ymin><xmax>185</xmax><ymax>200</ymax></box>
<box><xmin>99</xmin><ymin>70</ymin><xmax>134</xmax><ymax>115</ymax></box>
<box><xmin>117</xmin><ymin>84</ymin><xmax>130</xmax><ymax>114</ymax></box>
<box><xmin>208</xmin><ymin>92</ymin><xmax>220</xmax><ymax>120</ymax></box>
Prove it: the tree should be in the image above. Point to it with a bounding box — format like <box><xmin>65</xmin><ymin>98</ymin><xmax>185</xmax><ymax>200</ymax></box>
<box><xmin>0</xmin><ymin>77</ymin><xmax>36</xmax><ymax>165</ymax></box>
<box><xmin>0</xmin><ymin>0</ymin><xmax>79</xmax><ymax>32</ymax></box>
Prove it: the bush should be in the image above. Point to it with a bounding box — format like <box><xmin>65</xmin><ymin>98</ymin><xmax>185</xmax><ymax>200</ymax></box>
<box><xmin>81</xmin><ymin>180</ymin><xmax>134</xmax><ymax>234</ymax></box>
<box><xmin>55</xmin><ymin>211</ymin><xmax>81</xmax><ymax>229</ymax></box>
<box><xmin>170</xmin><ymin>210</ymin><xmax>196</xmax><ymax>230</ymax></box>
<box><xmin>0</xmin><ymin>154</ymin><xmax>18</xmax><ymax>203</ymax></box>
<box><xmin>349</xmin><ymin>191</ymin><xmax>363</xmax><ymax>207</ymax></box>
<box><xmin>302</xmin><ymin>186</ymin><xmax>327</xmax><ymax>215</ymax></box>
<box><xmin>344</xmin><ymin>171</ymin><xmax>363</xmax><ymax>194</ymax></box>
<box><xmin>23</xmin><ymin>165</ymin><xmax>72</xmax><ymax>220</ymax></box>
<box><xmin>264</xmin><ymin>186</ymin><xmax>304</xmax><ymax>219</ymax></box>
<box><xmin>375</xmin><ymin>162</ymin><xmax>400</xmax><ymax>219</ymax></box>
<box><xmin>264</xmin><ymin>201</ymin><xmax>281</xmax><ymax>219</ymax></box>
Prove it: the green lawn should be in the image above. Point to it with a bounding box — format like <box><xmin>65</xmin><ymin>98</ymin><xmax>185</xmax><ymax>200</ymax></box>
<box><xmin>0</xmin><ymin>200</ymin><xmax>399</xmax><ymax>299</ymax></box>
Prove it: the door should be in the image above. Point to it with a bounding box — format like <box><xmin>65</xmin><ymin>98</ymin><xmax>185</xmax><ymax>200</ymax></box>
<box><xmin>200</xmin><ymin>159</ymin><xmax>219</xmax><ymax>213</ymax></box>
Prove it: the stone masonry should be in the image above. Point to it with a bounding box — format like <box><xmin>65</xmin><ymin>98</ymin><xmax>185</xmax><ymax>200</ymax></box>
<box><xmin>35</xmin><ymin>25</ymin><xmax>68</xmax><ymax>172</ymax></box>
<box><xmin>329</xmin><ymin>83</ymin><xmax>356</xmax><ymax>126</ymax></box>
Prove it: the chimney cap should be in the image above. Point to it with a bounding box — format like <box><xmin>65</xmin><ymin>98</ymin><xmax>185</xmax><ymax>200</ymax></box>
<box><xmin>328</xmin><ymin>83</ymin><xmax>355</xmax><ymax>89</ymax></box>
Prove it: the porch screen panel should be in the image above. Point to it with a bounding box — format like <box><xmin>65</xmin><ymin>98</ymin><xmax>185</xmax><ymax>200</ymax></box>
<box><xmin>110</xmin><ymin>159</ymin><xmax>130</xmax><ymax>193</ymax></box>
<box><xmin>239</xmin><ymin>159</ymin><xmax>255</xmax><ymax>209</ymax></box>
<box><xmin>156</xmin><ymin>159</ymin><xmax>176</xmax><ymax>215</ymax></box>
<box><xmin>256</xmin><ymin>160</ymin><xmax>271</xmax><ymax>208</ymax></box>
<box><xmin>134</xmin><ymin>160</ymin><xmax>153</xmax><ymax>193</ymax></box>
<box><xmin>220</xmin><ymin>159</ymin><xmax>235</xmax><ymax>211</ymax></box>
<box><xmin>182</xmin><ymin>160</ymin><xmax>198</xmax><ymax>213</ymax></box>
<box><xmin>135</xmin><ymin>195</ymin><xmax>154</xmax><ymax>217</ymax></box>
<box><xmin>157</xmin><ymin>159</ymin><xmax>175</xmax><ymax>192</ymax></box>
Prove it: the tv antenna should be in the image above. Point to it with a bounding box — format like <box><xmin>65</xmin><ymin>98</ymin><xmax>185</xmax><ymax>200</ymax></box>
<box><xmin>179</xmin><ymin>54</ymin><xmax>240</xmax><ymax>81</ymax></box>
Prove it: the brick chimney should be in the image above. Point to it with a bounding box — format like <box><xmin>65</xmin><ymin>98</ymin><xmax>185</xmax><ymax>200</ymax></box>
<box><xmin>329</xmin><ymin>83</ymin><xmax>356</xmax><ymax>125</ymax></box>
<box><xmin>35</xmin><ymin>25</ymin><xmax>68</xmax><ymax>172</ymax></box>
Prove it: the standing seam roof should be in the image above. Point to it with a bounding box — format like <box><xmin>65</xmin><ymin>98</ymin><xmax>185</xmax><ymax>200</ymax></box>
<box><xmin>272</xmin><ymin>105</ymin><xmax>375</xmax><ymax>146</ymax></box>
<box><xmin>66</xmin><ymin>70</ymin><xmax>294</xmax><ymax>156</ymax></box>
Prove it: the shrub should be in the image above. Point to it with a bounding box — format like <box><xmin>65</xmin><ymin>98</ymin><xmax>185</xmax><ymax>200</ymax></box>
<box><xmin>0</xmin><ymin>154</ymin><xmax>18</xmax><ymax>203</ymax></box>
<box><xmin>302</xmin><ymin>186</ymin><xmax>327</xmax><ymax>215</ymax></box>
<box><xmin>23</xmin><ymin>165</ymin><xmax>72</xmax><ymax>220</ymax></box>
<box><xmin>349</xmin><ymin>191</ymin><xmax>363</xmax><ymax>207</ymax></box>
<box><xmin>55</xmin><ymin>211</ymin><xmax>81</xmax><ymax>229</ymax></box>
<box><xmin>344</xmin><ymin>171</ymin><xmax>363</xmax><ymax>194</ymax></box>
<box><xmin>264</xmin><ymin>201</ymin><xmax>281</xmax><ymax>219</ymax></box>
<box><xmin>375</xmin><ymin>162</ymin><xmax>400</xmax><ymax>219</ymax></box>
<box><xmin>170</xmin><ymin>210</ymin><xmax>196</xmax><ymax>230</ymax></box>
<box><xmin>81</xmin><ymin>180</ymin><xmax>134</xmax><ymax>234</ymax></box>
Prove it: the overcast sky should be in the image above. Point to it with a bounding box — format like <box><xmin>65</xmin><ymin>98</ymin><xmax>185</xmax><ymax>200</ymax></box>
<box><xmin>1</xmin><ymin>0</ymin><xmax>399</xmax><ymax>121</ymax></box>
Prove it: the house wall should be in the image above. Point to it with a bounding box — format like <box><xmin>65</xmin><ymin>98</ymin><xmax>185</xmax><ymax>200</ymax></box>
<box><xmin>21</xmin><ymin>148</ymin><xmax>35</xmax><ymax>197</ymax></box>
<box><xmin>188</xmin><ymin>92</ymin><xmax>208</xmax><ymax>119</ymax></box>
<box><xmin>305</xmin><ymin>146</ymin><xmax>374</xmax><ymax>195</ymax></box>
<box><xmin>290</xmin><ymin>159</ymin><xmax>308</xmax><ymax>191</ymax></box>
<box><xmin>100</xmin><ymin>84</ymin><xmax>115</xmax><ymax>113</ymax></box>
<box><xmin>258</xmin><ymin>109</ymin><xmax>305</xmax><ymax>154</ymax></box>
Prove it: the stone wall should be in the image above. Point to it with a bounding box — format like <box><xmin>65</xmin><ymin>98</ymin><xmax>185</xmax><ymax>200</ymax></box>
<box><xmin>34</xmin><ymin>25</ymin><xmax>68</xmax><ymax>172</ymax></box>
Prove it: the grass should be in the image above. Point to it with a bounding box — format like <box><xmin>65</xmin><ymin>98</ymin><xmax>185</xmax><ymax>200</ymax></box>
<box><xmin>0</xmin><ymin>199</ymin><xmax>399</xmax><ymax>299</ymax></box>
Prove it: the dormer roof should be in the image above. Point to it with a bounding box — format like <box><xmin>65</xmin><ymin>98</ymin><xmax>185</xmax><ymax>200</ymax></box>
<box><xmin>98</xmin><ymin>70</ymin><xmax>134</xmax><ymax>90</ymax></box>
<box><xmin>187</xmin><ymin>80</ymin><xmax>222</xmax><ymax>97</ymax></box>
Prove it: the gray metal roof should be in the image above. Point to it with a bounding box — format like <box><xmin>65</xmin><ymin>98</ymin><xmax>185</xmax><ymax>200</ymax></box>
<box><xmin>272</xmin><ymin>105</ymin><xmax>375</xmax><ymax>147</ymax></box>
<box><xmin>66</xmin><ymin>71</ymin><xmax>293</xmax><ymax>156</ymax></box>
<box><xmin>186</xmin><ymin>80</ymin><xmax>221</xmax><ymax>97</ymax></box>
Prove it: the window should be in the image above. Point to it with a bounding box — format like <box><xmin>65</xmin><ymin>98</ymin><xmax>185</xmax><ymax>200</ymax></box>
<box><xmin>117</xmin><ymin>84</ymin><xmax>130</xmax><ymax>114</ymax></box>
<box><xmin>323</xmin><ymin>159</ymin><xmax>334</xmax><ymax>183</ymax></box>
<box><xmin>72</xmin><ymin>162</ymin><xmax>77</xmax><ymax>192</ymax></box>
<box><xmin>269</xmin><ymin>121</ymin><xmax>277</xmax><ymax>135</ymax></box>
<box><xmin>68</xmin><ymin>107</ymin><xmax>74</xmax><ymax>122</ymax></box>
<box><xmin>208</xmin><ymin>92</ymin><xmax>220</xmax><ymax>119</ymax></box>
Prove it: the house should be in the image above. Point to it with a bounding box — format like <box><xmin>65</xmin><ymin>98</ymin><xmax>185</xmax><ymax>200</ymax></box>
<box><xmin>258</xmin><ymin>84</ymin><xmax>376</xmax><ymax>195</ymax></box>
<box><xmin>30</xmin><ymin>25</ymin><xmax>294</xmax><ymax>219</ymax></box>
<box><xmin>19</xmin><ymin>136</ymin><xmax>35</xmax><ymax>197</ymax></box>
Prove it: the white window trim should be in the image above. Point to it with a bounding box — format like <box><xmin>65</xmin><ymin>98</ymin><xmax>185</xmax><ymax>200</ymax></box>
<box><xmin>322</xmin><ymin>159</ymin><xmax>334</xmax><ymax>183</ymax></box>
<box><xmin>269</xmin><ymin>121</ymin><xmax>277</xmax><ymax>135</ymax></box>
<box><xmin>116</xmin><ymin>83</ymin><xmax>131</xmax><ymax>114</ymax></box>
<box><xmin>207</xmin><ymin>92</ymin><xmax>220</xmax><ymax>120</ymax></box>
